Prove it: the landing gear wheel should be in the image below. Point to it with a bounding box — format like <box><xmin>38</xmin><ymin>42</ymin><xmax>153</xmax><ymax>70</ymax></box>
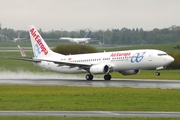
<box><xmin>104</xmin><ymin>74</ymin><xmax>111</xmax><ymax>81</ymax></box>
<box><xmin>85</xmin><ymin>74</ymin><xmax>93</xmax><ymax>80</ymax></box>
<box><xmin>156</xmin><ymin>71</ymin><xmax>160</xmax><ymax>76</ymax></box>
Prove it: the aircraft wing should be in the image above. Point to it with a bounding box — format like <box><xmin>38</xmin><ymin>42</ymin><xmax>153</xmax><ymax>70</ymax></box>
<box><xmin>38</xmin><ymin>59</ymin><xmax>91</xmax><ymax>69</ymax></box>
<box><xmin>7</xmin><ymin>57</ymin><xmax>91</xmax><ymax>69</ymax></box>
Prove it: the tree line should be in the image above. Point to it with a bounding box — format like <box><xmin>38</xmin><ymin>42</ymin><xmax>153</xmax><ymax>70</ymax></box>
<box><xmin>1</xmin><ymin>25</ymin><xmax>180</xmax><ymax>44</ymax></box>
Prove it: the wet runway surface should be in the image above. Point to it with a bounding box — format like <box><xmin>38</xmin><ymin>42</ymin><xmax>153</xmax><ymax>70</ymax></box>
<box><xmin>0</xmin><ymin>78</ymin><xmax>180</xmax><ymax>89</ymax></box>
<box><xmin>1</xmin><ymin>78</ymin><xmax>180</xmax><ymax>117</ymax></box>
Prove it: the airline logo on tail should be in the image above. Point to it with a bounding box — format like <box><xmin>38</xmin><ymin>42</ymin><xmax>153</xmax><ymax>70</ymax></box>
<box><xmin>30</xmin><ymin>28</ymin><xmax>48</xmax><ymax>56</ymax></box>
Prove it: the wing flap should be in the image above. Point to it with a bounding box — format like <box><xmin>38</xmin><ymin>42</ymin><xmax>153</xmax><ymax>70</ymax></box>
<box><xmin>45</xmin><ymin>60</ymin><xmax>91</xmax><ymax>69</ymax></box>
<box><xmin>7</xmin><ymin>57</ymin><xmax>91</xmax><ymax>69</ymax></box>
<box><xmin>7</xmin><ymin>57</ymin><xmax>41</xmax><ymax>62</ymax></box>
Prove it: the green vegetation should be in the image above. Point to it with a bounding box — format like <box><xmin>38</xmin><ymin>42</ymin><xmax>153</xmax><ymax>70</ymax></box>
<box><xmin>0</xmin><ymin>85</ymin><xmax>180</xmax><ymax>111</ymax></box>
<box><xmin>2</xmin><ymin>25</ymin><xmax>180</xmax><ymax>45</ymax></box>
<box><xmin>0</xmin><ymin>52</ymin><xmax>43</xmax><ymax>72</ymax></box>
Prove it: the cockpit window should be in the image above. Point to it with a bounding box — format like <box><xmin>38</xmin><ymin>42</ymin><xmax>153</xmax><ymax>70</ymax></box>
<box><xmin>158</xmin><ymin>53</ymin><xmax>167</xmax><ymax>56</ymax></box>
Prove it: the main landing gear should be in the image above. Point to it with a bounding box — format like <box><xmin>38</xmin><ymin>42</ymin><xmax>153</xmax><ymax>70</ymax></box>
<box><xmin>156</xmin><ymin>70</ymin><xmax>160</xmax><ymax>76</ymax></box>
<box><xmin>104</xmin><ymin>74</ymin><xmax>111</xmax><ymax>80</ymax></box>
<box><xmin>85</xmin><ymin>74</ymin><xmax>112</xmax><ymax>81</ymax></box>
<box><xmin>85</xmin><ymin>74</ymin><xmax>93</xmax><ymax>80</ymax></box>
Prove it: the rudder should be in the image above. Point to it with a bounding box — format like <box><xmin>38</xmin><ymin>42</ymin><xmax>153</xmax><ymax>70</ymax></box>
<box><xmin>84</xmin><ymin>31</ymin><xmax>91</xmax><ymax>38</ymax></box>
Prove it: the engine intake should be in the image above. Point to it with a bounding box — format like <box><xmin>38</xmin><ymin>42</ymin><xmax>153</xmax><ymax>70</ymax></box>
<box><xmin>119</xmin><ymin>69</ymin><xmax>140</xmax><ymax>75</ymax></box>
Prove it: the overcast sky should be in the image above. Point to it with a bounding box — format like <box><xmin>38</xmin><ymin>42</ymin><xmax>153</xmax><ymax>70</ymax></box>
<box><xmin>0</xmin><ymin>0</ymin><xmax>180</xmax><ymax>31</ymax></box>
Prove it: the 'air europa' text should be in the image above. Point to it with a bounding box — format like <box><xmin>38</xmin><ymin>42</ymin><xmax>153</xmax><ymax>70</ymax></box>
<box><xmin>30</xmin><ymin>28</ymin><xmax>48</xmax><ymax>55</ymax></box>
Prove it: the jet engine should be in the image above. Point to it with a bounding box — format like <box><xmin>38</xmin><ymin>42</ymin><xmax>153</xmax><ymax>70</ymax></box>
<box><xmin>89</xmin><ymin>64</ymin><xmax>110</xmax><ymax>74</ymax></box>
<box><xmin>119</xmin><ymin>70</ymin><xmax>140</xmax><ymax>75</ymax></box>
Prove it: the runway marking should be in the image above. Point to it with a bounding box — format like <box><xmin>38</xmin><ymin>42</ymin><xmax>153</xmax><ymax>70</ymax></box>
<box><xmin>0</xmin><ymin>111</ymin><xmax>180</xmax><ymax>118</ymax></box>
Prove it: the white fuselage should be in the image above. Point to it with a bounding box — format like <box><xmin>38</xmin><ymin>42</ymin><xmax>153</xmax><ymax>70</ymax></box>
<box><xmin>60</xmin><ymin>37</ymin><xmax>91</xmax><ymax>44</ymax></box>
<box><xmin>12</xmin><ymin>25</ymin><xmax>174</xmax><ymax>80</ymax></box>
<box><xmin>34</xmin><ymin>49</ymin><xmax>174</xmax><ymax>74</ymax></box>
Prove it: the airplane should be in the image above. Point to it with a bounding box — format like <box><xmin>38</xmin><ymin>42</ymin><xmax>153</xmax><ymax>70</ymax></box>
<box><xmin>9</xmin><ymin>25</ymin><xmax>174</xmax><ymax>80</ymax></box>
<box><xmin>13</xmin><ymin>32</ymin><xmax>27</xmax><ymax>42</ymax></box>
<box><xmin>60</xmin><ymin>31</ymin><xmax>91</xmax><ymax>44</ymax></box>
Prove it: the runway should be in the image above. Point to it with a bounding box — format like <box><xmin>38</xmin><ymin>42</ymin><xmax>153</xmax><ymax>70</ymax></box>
<box><xmin>1</xmin><ymin>77</ymin><xmax>180</xmax><ymax>118</ymax></box>
<box><xmin>0</xmin><ymin>111</ymin><xmax>180</xmax><ymax>118</ymax></box>
<box><xmin>0</xmin><ymin>78</ymin><xmax>180</xmax><ymax>89</ymax></box>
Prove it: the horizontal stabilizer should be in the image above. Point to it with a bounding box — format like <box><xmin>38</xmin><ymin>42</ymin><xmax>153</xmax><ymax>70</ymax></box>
<box><xmin>6</xmin><ymin>57</ymin><xmax>41</xmax><ymax>62</ymax></box>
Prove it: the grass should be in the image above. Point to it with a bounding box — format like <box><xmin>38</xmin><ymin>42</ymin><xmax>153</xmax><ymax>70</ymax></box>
<box><xmin>0</xmin><ymin>85</ymin><xmax>180</xmax><ymax>111</ymax></box>
<box><xmin>0</xmin><ymin>52</ymin><xmax>43</xmax><ymax>72</ymax></box>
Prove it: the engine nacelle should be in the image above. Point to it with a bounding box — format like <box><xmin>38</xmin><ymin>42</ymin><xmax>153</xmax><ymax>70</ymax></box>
<box><xmin>90</xmin><ymin>64</ymin><xmax>110</xmax><ymax>74</ymax></box>
<box><xmin>119</xmin><ymin>69</ymin><xmax>140</xmax><ymax>75</ymax></box>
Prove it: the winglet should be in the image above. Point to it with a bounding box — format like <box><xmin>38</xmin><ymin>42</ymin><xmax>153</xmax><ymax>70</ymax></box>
<box><xmin>18</xmin><ymin>45</ymin><xmax>27</xmax><ymax>57</ymax></box>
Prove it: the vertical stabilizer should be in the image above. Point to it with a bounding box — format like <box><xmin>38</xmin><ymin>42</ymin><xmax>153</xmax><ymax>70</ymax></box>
<box><xmin>84</xmin><ymin>31</ymin><xmax>91</xmax><ymax>38</ymax></box>
<box><xmin>29</xmin><ymin>25</ymin><xmax>64</xmax><ymax>59</ymax></box>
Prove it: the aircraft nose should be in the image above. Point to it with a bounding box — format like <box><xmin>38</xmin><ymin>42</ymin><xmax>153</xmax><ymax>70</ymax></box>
<box><xmin>167</xmin><ymin>55</ymin><xmax>174</xmax><ymax>63</ymax></box>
